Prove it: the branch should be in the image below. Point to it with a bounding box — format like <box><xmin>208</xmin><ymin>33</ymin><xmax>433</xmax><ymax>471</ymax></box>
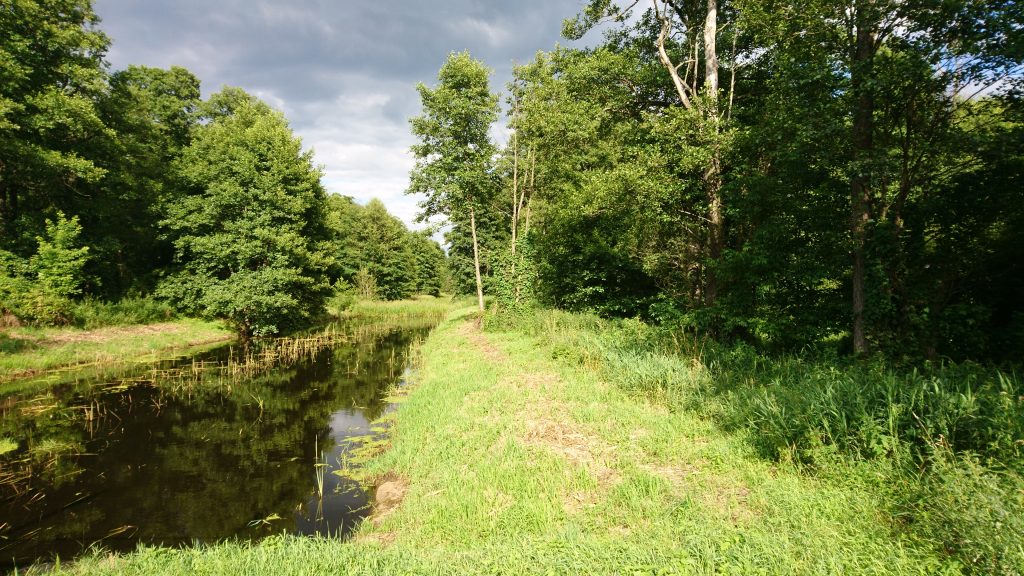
<box><xmin>654</xmin><ymin>0</ymin><xmax>693</xmax><ymax>109</ymax></box>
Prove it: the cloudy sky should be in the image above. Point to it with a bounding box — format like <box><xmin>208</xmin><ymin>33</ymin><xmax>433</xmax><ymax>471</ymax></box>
<box><xmin>92</xmin><ymin>0</ymin><xmax>593</xmax><ymax>231</ymax></box>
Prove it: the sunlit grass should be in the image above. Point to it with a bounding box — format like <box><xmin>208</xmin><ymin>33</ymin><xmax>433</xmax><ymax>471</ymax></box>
<box><xmin>58</xmin><ymin>305</ymin><xmax>953</xmax><ymax>575</ymax></box>
<box><xmin>0</xmin><ymin>437</ymin><xmax>17</xmax><ymax>456</ymax></box>
<box><xmin>0</xmin><ymin>318</ymin><xmax>233</xmax><ymax>395</ymax></box>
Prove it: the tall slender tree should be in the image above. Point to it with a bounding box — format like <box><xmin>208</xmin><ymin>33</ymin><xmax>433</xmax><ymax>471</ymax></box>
<box><xmin>408</xmin><ymin>51</ymin><xmax>500</xmax><ymax>313</ymax></box>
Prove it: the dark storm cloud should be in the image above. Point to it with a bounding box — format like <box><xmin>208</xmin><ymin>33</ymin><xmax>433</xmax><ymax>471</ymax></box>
<box><xmin>93</xmin><ymin>0</ymin><xmax>589</xmax><ymax>226</ymax></box>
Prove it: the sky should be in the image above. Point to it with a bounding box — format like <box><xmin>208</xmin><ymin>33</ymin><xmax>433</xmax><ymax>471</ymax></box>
<box><xmin>92</xmin><ymin>0</ymin><xmax>593</xmax><ymax>232</ymax></box>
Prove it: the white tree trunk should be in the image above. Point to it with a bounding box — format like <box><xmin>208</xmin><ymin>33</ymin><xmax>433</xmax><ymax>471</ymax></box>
<box><xmin>470</xmin><ymin>206</ymin><xmax>485</xmax><ymax>312</ymax></box>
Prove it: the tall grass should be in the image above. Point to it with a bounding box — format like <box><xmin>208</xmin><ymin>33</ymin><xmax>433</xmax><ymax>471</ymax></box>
<box><xmin>491</xmin><ymin>308</ymin><xmax>1024</xmax><ymax>574</ymax></box>
<box><xmin>70</xmin><ymin>297</ymin><xmax>176</xmax><ymax>329</ymax></box>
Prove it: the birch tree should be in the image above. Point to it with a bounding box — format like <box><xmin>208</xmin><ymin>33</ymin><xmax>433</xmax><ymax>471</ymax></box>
<box><xmin>565</xmin><ymin>0</ymin><xmax>731</xmax><ymax>306</ymax></box>
<box><xmin>408</xmin><ymin>51</ymin><xmax>500</xmax><ymax>313</ymax></box>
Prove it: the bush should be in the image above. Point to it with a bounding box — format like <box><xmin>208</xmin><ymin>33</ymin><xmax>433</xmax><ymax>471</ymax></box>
<box><xmin>326</xmin><ymin>280</ymin><xmax>356</xmax><ymax>315</ymax></box>
<box><xmin>70</xmin><ymin>296</ymin><xmax>176</xmax><ymax>329</ymax></box>
<box><xmin>0</xmin><ymin>213</ymin><xmax>89</xmax><ymax>325</ymax></box>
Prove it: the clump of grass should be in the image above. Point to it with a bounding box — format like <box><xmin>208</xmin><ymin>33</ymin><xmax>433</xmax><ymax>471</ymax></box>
<box><xmin>29</xmin><ymin>438</ymin><xmax>82</xmax><ymax>461</ymax></box>
<box><xmin>902</xmin><ymin>448</ymin><xmax>1024</xmax><ymax>574</ymax></box>
<box><xmin>0</xmin><ymin>437</ymin><xmax>18</xmax><ymax>455</ymax></box>
<box><xmin>70</xmin><ymin>296</ymin><xmax>176</xmax><ymax>329</ymax></box>
<box><xmin>340</xmin><ymin>296</ymin><xmax>456</xmax><ymax>326</ymax></box>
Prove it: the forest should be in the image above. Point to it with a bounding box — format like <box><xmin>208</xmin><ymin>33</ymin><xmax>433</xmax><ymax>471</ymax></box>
<box><xmin>2</xmin><ymin>0</ymin><xmax>1023</xmax><ymax>574</ymax></box>
<box><xmin>421</xmin><ymin>1</ymin><xmax>1023</xmax><ymax>363</ymax></box>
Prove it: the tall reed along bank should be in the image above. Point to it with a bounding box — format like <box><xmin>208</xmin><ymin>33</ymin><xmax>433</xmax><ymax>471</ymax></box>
<box><xmin>30</xmin><ymin>303</ymin><xmax>1021</xmax><ymax>575</ymax></box>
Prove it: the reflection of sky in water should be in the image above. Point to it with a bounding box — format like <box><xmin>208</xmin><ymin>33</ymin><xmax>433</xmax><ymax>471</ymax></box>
<box><xmin>328</xmin><ymin>410</ymin><xmax>370</xmax><ymax>440</ymax></box>
<box><xmin>294</xmin><ymin>408</ymin><xmax>374</xmax><ymax>537</ymax></box>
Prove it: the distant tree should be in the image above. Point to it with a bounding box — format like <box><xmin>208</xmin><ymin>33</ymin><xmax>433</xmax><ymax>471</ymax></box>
<box><xmin>408</xmin><ymin>231</ymin><xmax>446</xmax><ymax>297</ymax></box>
<box><xmin>409</xmin><ymin>51</ymin><xmax>500</xmax><ymax>312</ymax></box>
<box><xmin>158</xmin><ymin>93</ymin><xmax>334</xmax><ymax>340</ymax></box>
<box><xmin>353</xmin><ymin>199</ymin><xmax>416</xmax><ymax>300</ymax></box>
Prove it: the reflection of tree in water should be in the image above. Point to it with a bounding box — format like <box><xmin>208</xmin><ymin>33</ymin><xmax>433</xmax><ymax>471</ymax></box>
<box><xmin>0</xmin><ymin>325</ymin><xmax>429</xmax><ymax>567</ymax></box>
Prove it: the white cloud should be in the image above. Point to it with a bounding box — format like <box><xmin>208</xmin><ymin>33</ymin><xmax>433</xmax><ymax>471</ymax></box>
<box><xmin>93</xmin><ymin>0</ymin><xmax>594</xmax><ymax>243</ymax></box>
<box><xmin>450</xmin><ymin>17</ymin><xmax>513</xmax><ymax>48</ymax></box>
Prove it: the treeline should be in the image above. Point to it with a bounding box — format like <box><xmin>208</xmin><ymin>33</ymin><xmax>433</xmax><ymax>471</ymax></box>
<box><xmin>411</xmin><ymin>1</ymin><xmax>1023</xmax><ymax>362</ymax></box>
<box><xmin>0</xmin><ymin>1</ymin><xmax>444</xmax><ymax>338</ymax></box>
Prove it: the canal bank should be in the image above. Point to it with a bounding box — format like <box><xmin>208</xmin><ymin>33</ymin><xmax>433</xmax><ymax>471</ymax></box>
<box><xmin>42</xmin><ymin>305</ymin><xmax>953</xmax><ymax>575</ymax></box>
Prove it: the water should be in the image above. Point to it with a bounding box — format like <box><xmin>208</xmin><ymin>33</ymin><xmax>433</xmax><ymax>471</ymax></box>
<box><xmin>0</xmin><ymin>322</ymin><xmax>431</xmax><ymax>570</ymax></box>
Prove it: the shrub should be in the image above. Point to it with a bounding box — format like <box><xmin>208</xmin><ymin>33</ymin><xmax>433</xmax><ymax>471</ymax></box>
<box><xmin>0</xmin><ymin>213</ymin><xmax>89</xmax><ymax>325</ymax></box>
<box><xmin>70</xmin><ymin>296</ymin><xmax>176</xmax><ymax>329</ymax></box>
<box><xmin>903</xmin><ymin>449</ymin><xmax>1024</xmax><ymax>575</ymax></box>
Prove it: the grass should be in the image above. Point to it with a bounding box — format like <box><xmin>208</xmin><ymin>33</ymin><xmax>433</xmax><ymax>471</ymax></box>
<box><xmin>336</xmin><ymin>296</ymin><xmax>460</xmax><ymax>325</ymax></box>
<box><xmin>70</xmin><ymin>297</ymin><xmax>177</xmax><ymax>329</ymax></box>
<box><xmin>0</xmin><ymin>437</ymin><xmax>17</xmax><ymax>456</ymax></box>
<box><xmin>56</xmin><ymin>305</ymin><xmax>962</xmax><ymax>575</ymax></box>
<box><xmin>0</xmin><ymin>318</ymin><xmax>233</xmax><ymax>394</ymax></box>
<box><xmin>494</xmin><ymin>308</ymin><xmax>1024</xmax><ymax>574</ymax></box>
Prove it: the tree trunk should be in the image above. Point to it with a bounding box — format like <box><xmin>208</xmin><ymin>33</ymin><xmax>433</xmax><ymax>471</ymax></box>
<box><xmin>703</xmin><ymin>0</ymin><xmax>724</xmax><ymax>307</ymax></box>
<box><xmin>470</xmin><ymin>206</ymin><xmax>485</xmax><ymax>313</ymax></box>
<box><xmin>850</xmin><ymin>0</ymin><xmax>876</xmax><ymax>355</ymax></box>
<box><xmin>511</xmin><ymin>118</ymin><xmax>520</xmax><ymax>260</ymax></box>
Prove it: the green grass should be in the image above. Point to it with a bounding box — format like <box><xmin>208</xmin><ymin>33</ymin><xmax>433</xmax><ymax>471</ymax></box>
<box><xmin>0</xmin><ymin>318</ymin><xmax>233</xmax><ymax>394</ymax></box>
<box><xmin>69</xmin><ymin>296</ymin><xmax>177</xmax><ymax>329</ymax></box>
<box><xmin>337</xmin><ymin>295</ymin><xmax>464</xmax><ymax>325</ymax></box>
<box><xmin>0</xmin><ymin>436</ymin><xmax>17</xmax><ymax>456</ymax></box>
<box><xmin>493</xmin><ymin>308</ymin><xmax>1024</xmax><ymax>574</ymax></box>
<box><xmin>58</xmin><ymin>306</ymin><xmax>957</xmax><ymax>575</ymax></box>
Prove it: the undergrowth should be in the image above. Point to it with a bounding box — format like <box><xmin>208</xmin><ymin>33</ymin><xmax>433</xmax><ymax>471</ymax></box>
<box><xmin>70</xmin><ymin>296</ymin><xmax>176</xmax><ymax>329</ymax></box>
<box><xmin>488</xmin><ymin>308</ymin><xmax>1024</xmax><ymax>575</ymax></box>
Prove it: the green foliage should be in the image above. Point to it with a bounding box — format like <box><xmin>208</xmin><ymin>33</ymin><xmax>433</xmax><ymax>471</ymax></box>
<box><xmin>443</xmin><ymin>204</ymin><xmax>507</xmax><ymax>296</ymax></box>
<box><xmin>326</xmin><ymin>279</ymin><xmax>356</xmax><ymax>314</ymax></box>
<box><xmin>492</xmin><ymin>233</ymin><xmax>539</xmax><ymax>318</ymax></box>
<box><xmin>352</xmin><ymin>267</ymin><xmax>378</xmax><ymax>300</ymax></box>
<box><xmin>158</xmin><ymin>94</ymin><xmax>334</xmax><ymax>339</ymax></box>
<box><xmin>906</xmin><ymin>450</ymin><xmax>1024</xmax><ymax>574</ymax></box>
<box><xmin>0</xmin><ymin>213</ymin><xmax>89</xmax><ymax>325</ymax></box>
<box><xmin>496</xmin><ymin>306</ymin><xmax>1024</xmax><ymax>573</ymax></box>
<box><xmin>409</xmin><ymin>51</ymin><xmax>501</xmax><ymax>308</ymax></box>
<box><xmin>92</xmin><ymin>64</ymin><xmax>202</xmax><ymax>295</ymax></box>
<box><xmin>326</xmin><ymin>195</ymin><xmax>445</xmax><ymax>301</ymax></box>
<box><xmin>408</xmin><ymin>51</ymin><xmax>500</xmax><ymax>219</ymax></box>
<box><xmin>70</xmin><ymin>296</ymin><xmax>175</xmax><ymax>329</ymax></box>
<box><xmin>408</xmin><ymin>231</ymin><xmax>446</xmax><ymax>297</ymax></box>
<box><xmin>0</xmin><ymin>0</ymin><xmax>111</xmax><ymax>245</ymax></box>
<box><xmin>350</xmin><ymin>199</ymin><xmax>416</xmax><ymax>300</ymax></box>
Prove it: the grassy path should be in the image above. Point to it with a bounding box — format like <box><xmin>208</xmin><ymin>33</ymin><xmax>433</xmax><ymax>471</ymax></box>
<box><xmin>351</xmin><ymin>308</ymin><xmax>941</xmax><ymax>573</ymax></box>
<box><xmin>0</xmin><ymin>319</ymin><xmax>233</xmax><ymax>393</ymax></box>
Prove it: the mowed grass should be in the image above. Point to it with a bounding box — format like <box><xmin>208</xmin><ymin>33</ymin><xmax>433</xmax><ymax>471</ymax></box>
<box><xmin>60</xmin><ymin>307</ymin><xmax>948</xmax><ymax>575</ymax></box>
<box><xmin>0</xmin><ymin>318</ymin><xmax>232</xmax><ymax>393</ymax></box>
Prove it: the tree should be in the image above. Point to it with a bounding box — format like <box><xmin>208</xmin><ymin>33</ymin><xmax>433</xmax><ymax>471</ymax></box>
<box><xmin>0</xmin><ymin>213</ymin><xmax>90</xmax><ymax>324</ymax></box>
<box><xmin>408</xmin><ymin>231</ymin><xmax>446</xmax><ymax>297</ymax></box>
<box><xmin>351</xmin><ymin>199</ymin><xmax>416</xmax><ymax>301</ymax></box>
<box><xmin>0</xmin><ymin>0</ymin><xmax>111</xmax><ymax>249</ymax></box>
<box><xmin>408</xmin><ymin>51</ymin><xmax>500</xmax><ymax>312</ymax></box>
<box><xmin>92</xmin><ymin>65</ymin><xmax>202</xmax><ymax>294</ymax></box>
<box><xmin>158</xmin><ymin>93</ymin><xmax>334</xmax><ymax>340</ymax></box>
<box><xmin>564</xmin><ymin>0</ymin><xmax>735</xmax><ymax>307</ymax></box>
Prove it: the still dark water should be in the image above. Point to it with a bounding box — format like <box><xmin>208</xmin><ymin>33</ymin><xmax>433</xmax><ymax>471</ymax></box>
<box><xmin>0</xmin><ymin>322</ymin><xmax>431</xmax><ymax>570</ymax></box>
